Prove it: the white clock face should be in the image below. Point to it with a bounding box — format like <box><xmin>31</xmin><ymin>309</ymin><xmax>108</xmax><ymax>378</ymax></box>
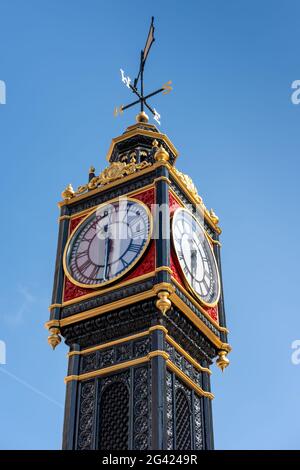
<box><xmin>64</xmin><ymin>199</ymin><xmax>152</xmax><ymax>287</ymax></box>
<box><xmin>172</xmin><ymin>208</ymin><xmax>220</xmax><ymax>306</ymax></box>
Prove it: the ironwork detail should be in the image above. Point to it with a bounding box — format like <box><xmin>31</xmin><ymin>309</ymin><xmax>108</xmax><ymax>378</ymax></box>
<box><xmin>77</xmin><ymin>380</ymin><xmax>96</xmax><ymax>450</ymax></box>
<box><xmin>166</xmin><ymin>370</ymin><xmax>174</xmax><ymax>450</ymax></box>
<box><xmin>194</xmin><ymin>394</ymin><xmax>203</xmax><ymax>450</ymax></box>
<box><xmin>133</xmin><ymin>366</ymin><xmax>150</xmax><ymax>450</ymax></box>
<box><xmin>175</xmin><ymin>387</ymin><xmax>192</xmax><ymax>450</ymax></box>
<box><xmin>98</xmin><ymin>381</ymin><xmax>130</xmax><ymax>450</ymax></box>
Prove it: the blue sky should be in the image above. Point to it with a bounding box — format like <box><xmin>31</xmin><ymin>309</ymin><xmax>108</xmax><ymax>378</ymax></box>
<box><xmin>0</xmin><ymin>0</ymin><xmax>300</xmax><ymax>449</ymax></box>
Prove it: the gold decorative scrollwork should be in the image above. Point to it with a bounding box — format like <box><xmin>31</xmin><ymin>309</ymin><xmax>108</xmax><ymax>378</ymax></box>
<box><xmin>62</xmin><ymin>160</ymin><xmax>152</xmax><ymax>200</ymax></box>
<box><xmin>173</xmin><ymin>168</ymin><xmax>204</xmax><ymax>204</ymax></box>
<box><xmin>172</xmin><ymin>168</ymin><xmax>220</xmax><ymax>225</ymax></box>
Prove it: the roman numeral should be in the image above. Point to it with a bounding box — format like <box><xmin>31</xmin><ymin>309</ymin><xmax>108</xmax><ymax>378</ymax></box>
<box><xmin>89</xmin><ymin>264</ymin><xmax>99</xmax><ymax>279</ymax></box>
<box><xmin>76</xmin><ymin>250</ymin><xmax>89</xmax><ymax>259</ymax></box>
<box><xmin>79</xmin><ymin>259</ymin><xmax>92</xmax><ymax>272</ymax></box>
<box><xmin>128</xmin><ymin>243</ymin><xmax>141</xmax><ymax>253</ymax></box>
<box><xmin>121</xmin><ymin>258</ymin><xmax>129</xmax><ymax>269</ymax></box>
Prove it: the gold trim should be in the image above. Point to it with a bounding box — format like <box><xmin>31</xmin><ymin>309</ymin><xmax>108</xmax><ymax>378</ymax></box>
<box><xmin>47</xmin><ymin>282</ymin><xmax>170</xmax><ymax>329</ymax></box>
<box><xmin>166</xmin><ymin>335</ymin><xmax>211</xmax><ymax>375</ymax></box>
<box><xmin>126</xmin><ymin>122</ymin><xmax>157</xmax><ymax>132</ymax></box>
<box><xmin>49</xmin><ymin>271</ymin><xmax>156</xmax><ymax>310</ymax></box>
<box><xmin>168</xmin><ymin>172</ymin><xmax>221</xmax><ymax>233</ymax></box>
<box><xmin>58</xmin><ymin>164</ymin><xmax>157</xmax><ymax>207</ymax></box>
<box><xmin>169</xmin><ymin>291</ymin><xmax>228</xmax><ymax>350</ymax></box>
<box><xmin>153</xmin><ymin>282</ymin><xmax>175</xmax><ymax>294</ymax></box>
<box><xmin>58</xmin><ymin>183</ymin><xmax>156</xmax><ymax>220</ymax></box>
<box><xmin>64</xmin><ymin>350</ymin><xmax>169</xmax><ymax>383</ymax></box>
<box><xmin>62</xmin><ymin>197</ymin><xmax>153</xmax><ymax>290</ymax></box>
<box><xmin>60</xmin><ymin>289</ymin><xmax>155</xmax><ymax>327</ymax></box>
<box><xmin>155</xmin><ymin>266</ymin><xmax>173</xmax><ymax>275</ymax></box>
<box><xmin>153</xmin><ymin>176</ymin><xmax>171</xmax><ymax>184</ymax></box>
<box><xmin>45</xmin><ymin>282</ymin><xmax>231</xmax><ymax>353</ymax></box>
<box><xmin>171</xmin><ymin>277</ymin><xmax>228</xmax><ymax>333</ymax></box>
<box><xmin>166</xmin><ymin>360</ymin><xmax>214</xmax><ymax>399</ymax></box>
<box><xmin>49</xmin><ymin>303</ymin><xmax>62</xmax><ymax>310</ymax></box>
<box><xmin>67</xmin><ymin>325</ymin><xmax>167</xmax><ymax>357</ymax></box>
<box><xmin>106</xmin><ymin>128</ymin><xmax>178</xmax><ymax>162</ymax></box>
<box><xmin>171</xmin><ymin>208</ymin><xmax>221</xmax><ymax>308</ymax></box>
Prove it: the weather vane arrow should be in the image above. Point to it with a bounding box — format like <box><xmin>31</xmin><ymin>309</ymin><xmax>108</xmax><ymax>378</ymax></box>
<box><xmin>114</xmin><ymin>17</ymin><xmax>172</xmax><ymax>125</ymax></box>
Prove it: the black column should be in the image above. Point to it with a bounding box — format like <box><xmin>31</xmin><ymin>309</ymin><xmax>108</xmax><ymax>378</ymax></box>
<box><xmin>155</xmin><ymin>165</ymin><xmax>170</xmax><ymax>284</ymax></box>
<box><xmin>151</xmin><ymin>328</ymin><xmax>167</xmax><ymax>449</ymax></box>
<box><xmin>50</xmin><ymin>205</ymin><xmax>70</xmax><ymax>321</ymax></box>
<box><xmin>62</xmin><ymin>344</ymin><xmax>80</xmax><ymax>449</ymax></box>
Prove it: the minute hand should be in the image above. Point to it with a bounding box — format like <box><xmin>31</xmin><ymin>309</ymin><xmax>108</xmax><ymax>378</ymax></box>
<box><xmin>103</xmin><ymin>235</ymin><xmax>111</xmax><ymax>281</ymax></box>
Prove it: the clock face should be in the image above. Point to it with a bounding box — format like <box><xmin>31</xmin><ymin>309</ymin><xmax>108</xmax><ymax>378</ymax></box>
<box><xmin>172</xmin><ymin>208</ymin><xmax>220</xmax><ymax>306</ymax></box>
<box><xmin>64</xmin><ymin>199</ymin><xmax>152</xmax><ymax>287</ymax></box>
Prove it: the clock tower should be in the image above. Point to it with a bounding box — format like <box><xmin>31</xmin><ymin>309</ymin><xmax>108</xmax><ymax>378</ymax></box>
<box><xmin>46</xmin><ymin>18</ymin><xmax>230</xmax><ymax>451</ymax></box>
<box><xmin>46</xmin><ymin>111</ymin><xmax>231</xmax><ymax>450</ymax></box>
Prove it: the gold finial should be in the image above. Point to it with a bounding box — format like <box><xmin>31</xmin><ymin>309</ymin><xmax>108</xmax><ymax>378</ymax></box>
<box><xmin>136</xmin><ymin>111</ymin><xmax>149</xmax><ymax>123</ymax></box>
<box><xmin>156</xmin><ymin>291</ymin><xmax>172</xmax><ymax>315</ymax></box>
<box><xmin>129</xmin><ymin>152</ymin><xmax>136</xmax><ymax>163</ymax></box>
<box><xmin>89</xmin><ymin>166</ymin><xmax>95</xmax><ymax>174</ymax></box>
<box><xmin>154</xmin><ymin>144</ymin><xmax>169</xmax><ymax>162</ymax></box>
<box><xmin>48</xmin><ymin>326</ymin><xmax>61</xmax><ymax>350</ymax></box>
<box><xmin>209</xmin><ymin>209</ymin><xmax>219</xmax><ymax>225</ymax></box>
<box><xmin>61</xmin><ymin>183</ymin><xmax>75</xmax><ymax>200</ymax></box>
<box><xmin>152</xmin><ymin>139</ymin><xmax>159</xmax><ymax>148</ymax></box>
<box><xmin>216</xmin><ymin>350</ymin><xmax>230</xmax><ymax>372</ymax></box>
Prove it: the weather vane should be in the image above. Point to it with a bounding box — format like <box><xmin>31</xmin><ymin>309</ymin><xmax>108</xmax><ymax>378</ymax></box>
<box><xmin>114</xmin><ymin>17</ymin><xmax>172</xmax><ymax>125</ymax></box>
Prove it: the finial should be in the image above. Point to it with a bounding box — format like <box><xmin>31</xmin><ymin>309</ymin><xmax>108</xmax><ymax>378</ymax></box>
<box><xmin>216</xmin><ymin>350</ymin><xmax>230</xmax><ymax>372</ymax></box>
<box><xmin>136</xmin><ymin>111</ymin><xmax>149</xmax><ymax>123</ymax></box>
<box><xmin>152</xmin><ymin>139</ymin><xmax>159</xmax><ymax>148</ymax></box>
<box><xmin>48</xmin><ymin>326</ymin><xmax>61</xmax><ymax>350</ymax></box>
<box><xmin>61</xmin><ymin>183</ymin><xmax>75</xmax><ymax>200</ymax></box>
<box><xmin>156</xmin><ymin>291</ymin><xmax>172</xmax><ymax>315</ymax></box>
<box><xmin>154</xmin><ymin>144</ymin><xmax>169</xmax><ymax>162</ymax></box>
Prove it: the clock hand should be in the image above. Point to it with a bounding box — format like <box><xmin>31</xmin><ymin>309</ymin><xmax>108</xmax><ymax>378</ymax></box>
<box><xmin>103</xmin><ymin>225</ymin><xmax>111</xmax><ymax>281</ymax></box>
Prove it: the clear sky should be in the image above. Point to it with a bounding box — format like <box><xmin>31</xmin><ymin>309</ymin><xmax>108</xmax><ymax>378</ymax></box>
<box><xmin>0</xmin><ymin>0</ymin><xmax>300</xmax><ymax>450</ymax></box>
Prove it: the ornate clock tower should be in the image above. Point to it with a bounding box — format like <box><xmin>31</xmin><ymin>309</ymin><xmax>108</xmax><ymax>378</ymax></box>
<box><xmin>46</xmin><ymin>18</ymin><xmax>230</xmax><ymax>451</ymax></box>
<box><xmin>46</xmin><ymin>112</ymin><xmax>231</xmax><ymax>450</ymax></box>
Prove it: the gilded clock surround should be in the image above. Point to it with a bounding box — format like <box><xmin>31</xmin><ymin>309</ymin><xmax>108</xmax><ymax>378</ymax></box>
<box><xmin>171</xmin><ymin>207</ymin><xmax>221</xmax><ymax>308</ymax></box>
<box><xmin>62</xmin><ymin>197</ymin><xmax>153</xmax><ymax>290</ymax></box>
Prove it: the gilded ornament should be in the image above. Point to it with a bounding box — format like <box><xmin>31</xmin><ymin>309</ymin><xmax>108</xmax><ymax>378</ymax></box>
<box><xmin>216</xmin><ymin>350</ymin><xmax>230</xmax><ymax>372</ymax></box>
<box><xmin>136</xmin><ymin>111</ymin><xmax>149</xmax><ymax>123</ymax></box>
<box><xmin>209</xmin><ymin>208</ymin><xmax>219</xmax><ymax>225</ymax></box>
<box><xmin>154</xmin><ymin>145</ymin><xmax>169</xmax><ymax>162</ymax></box>
<box><xmin>62</xmin><ymin>160</ymin><xmax>152</xmax><ymax>200</ymax></box>
<box><xmin>156</xmin><ymin>291</ymin><xmax>172</xmax><ymax>315</ymax></box>
<box><xmin>48</xmin><ymin>326</ymin><xmax>61</xmax><ymax>350</ymax></box>
<box><xmin>61</xmin><ymin>183</ymin><xmax>75</xmax><ymax>200</ymax></box>
<box><xmin>173</xmin><ymin>168</ymin><xmax>203</xmax><ymax>205</ymax></box>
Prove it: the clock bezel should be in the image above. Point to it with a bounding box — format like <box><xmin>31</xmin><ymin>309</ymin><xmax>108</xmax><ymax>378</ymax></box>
<box><xmin>63</xmin><ymin>197</ymin><xmax>153</xmax><ymax>289</ymax></box>
<box><xmin>171</xmin><ymin>207</ymin><xmax>221</xmax><ymax>307</ymax></box>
